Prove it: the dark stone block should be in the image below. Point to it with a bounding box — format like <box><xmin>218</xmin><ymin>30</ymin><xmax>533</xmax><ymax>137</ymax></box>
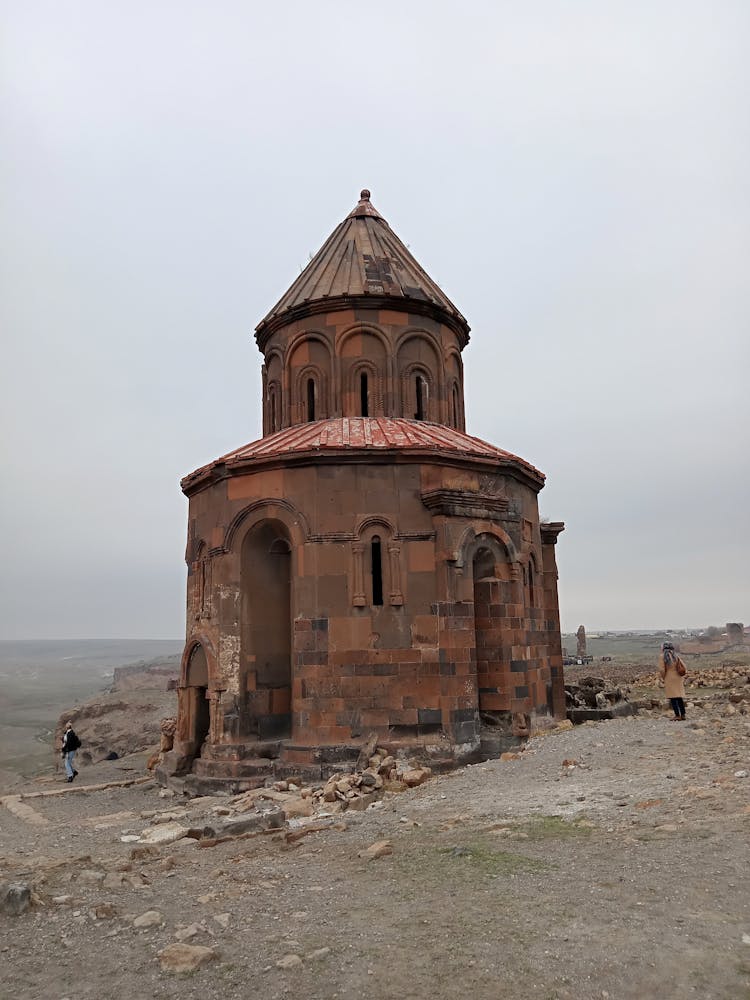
<box><xmin>514</xmin><ymin>685</ymin><xmax>529</xmax><ymax>699</ymax></box>
<box><xmin>258</xmin><ymin>713</ymin><xmax>291</xmax><ymax>740</ymax></box>
<box><xmin>418</xmin><ymin>708</ymin><xmax>442</xmax><ymax>725</ymax></box>
<box><xmin>312</xmin><ymin>618</ymin><xmax>329</xmax><ymax>631</ymax></box>
<box><xmin>374</xmin><ymin>663</ymin><xmax>397</xmax><ymax>676</ymax></box>
<box><xmin>439</xmin><ymin>662</ymin><xmax>456</xmax><ymax>676</ymax></box>
<box><xmin>451</xmin><ymin>707</ymin><xmax>476</xmax><ymax>724</ymax></box>
<box><xmin>452</xmin><ymin>720</ymin><xmax>478</xmax><ymax>743</ymax></box>
<box><xmin>511</xmin><ymin>660</ymin><xmax>527</xmax><ymax>673</ymax></box>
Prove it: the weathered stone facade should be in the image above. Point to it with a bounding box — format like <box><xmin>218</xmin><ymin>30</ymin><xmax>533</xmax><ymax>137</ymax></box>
<box><xmin>161</xmin><ymin>190</ymin><xmax>565</xmax><ymax>789</ymax></box>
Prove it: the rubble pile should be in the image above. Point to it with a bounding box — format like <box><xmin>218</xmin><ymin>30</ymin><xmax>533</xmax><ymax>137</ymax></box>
<box><xmin>224</xmin><ymin>747</ymin><xmax>432</xmax><ymax>822</ymax></box>
<box><xmin>565</xmin><ymin>676</ymin><xmax>629</xmax><ymax>711</ymax></box>
<box><xmin>633</xmin><ymin>663</ymin><xmax>750</xmax><ymax>691</ymax></box>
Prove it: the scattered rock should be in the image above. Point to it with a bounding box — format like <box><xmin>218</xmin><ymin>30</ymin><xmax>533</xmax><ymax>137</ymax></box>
<box><xmin>306</xmin><ymin>947</ymin><xmax>331</xmax><ymax>960</ymax></box>
<box><xmin>276</xmin><ymin>953</ymin><xmax>303</xmax><ymax>969</ymax></box>
<box><xmin>157</xmin><ymin>943</ymin><xmax>218</xmax><ymax>973</ymax></box>
<box><xmin>0</xmin><ymin>882</ymin><xmax>31</xmax><ymax>916</ymax></box>
<box><xmin>94</xmin><ymin>903</ymin><xmax>118</xmax><ymax>919</ymax></box>
<box><xmin>133</xmin><ymin>909</ymin><xmax>165</xmax><ymax>928</ymax></box>
<box><xmin>358</xmin><ymin>840</ymin><xmax>393</xmax><ymax>861</ymax></box>
<box><xmin>174</xmin><ymin>923</ymin><xmax>202</xmax><ymax>942</ymax></box>
<box><xmin>213</xmin><ymin>912</ymin><xmax>230</xmax><ymax>928</ymax></box>
<box><xmin>78</xmin><ymin>869</ymin><xmax>105</xmax><ymax>886</ymax></box>
<box><xmin>401</xmin><ymin>767</ymin><xmax>431</xmax><ymax>787</ymax></box>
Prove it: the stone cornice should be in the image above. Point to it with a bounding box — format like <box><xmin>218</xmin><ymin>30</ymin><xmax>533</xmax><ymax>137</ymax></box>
<box><xmin>254</xmin><ymin>295</ymin><xmax>470</xmax><ymax>351</ymax></box>
<box><xmin>420</xmin><ymin>489</ymin><xmax>519</xmax><ymax>521</ymax></box>
<box><xmin>540</xmin><ymin>521</ymin><xmax>566</xmax><ymax>545</ymax></box>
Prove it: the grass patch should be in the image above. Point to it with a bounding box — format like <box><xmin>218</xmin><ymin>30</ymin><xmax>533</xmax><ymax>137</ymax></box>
<box><xmin>508</xmin><ymin>815</ymin><xmax>595</xmax><ymax>840</ymax></box>
<box><xmin>437</xmin><ymin>843</ymin><xmax>547</xmax><ymax>875</ymax></box>
<box><xmin>393</xmin><ymin>836</ymin><xmax>549</xmax><ymax>883</ymax></box>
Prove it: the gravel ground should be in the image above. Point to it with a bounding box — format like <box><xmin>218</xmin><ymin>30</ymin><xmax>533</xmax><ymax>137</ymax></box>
<box><xmin>1</xmin><ymin>699</ymin><xmax>749</xmax><ymax>1000</ymax></box>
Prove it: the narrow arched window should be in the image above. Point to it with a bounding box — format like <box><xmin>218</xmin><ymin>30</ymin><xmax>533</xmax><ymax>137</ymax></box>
<box><xmin>415</xmin><ymin>375</ymin><xmax>425</xmax><ymax>421</ymax></box>
<box><xmin>528</xmin><ymin>560</ymin><xmax>535</xmax><ymax>607</ymax></box>
<box><xmin>371</xmin><ymin>535</ymin><xmax>383</xmax><ymax>606</ymax></box>
<box><xmin>452</xmin><ymin>385</ymin><xmax>459</xmax><ymax>428</ymax></box>
<box><xmin>270</xmin><ymin>390</ymin><xmax>279</xmax><ymax>433</ymax></box>
<box><xmin>307</xmin><ymin>378</ymin><xmax>315</xmax><ymax>422</ymax></box>
<box><xmin>360</xmin><ymin>372</ymin><xmax>369</xmax><ymax>417</ymax></box>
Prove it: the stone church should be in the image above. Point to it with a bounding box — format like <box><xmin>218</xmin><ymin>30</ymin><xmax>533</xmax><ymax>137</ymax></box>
<box><xmin>161</xmin><ymin>190</ymin><xmax>565</xmax><ymax>789</ymax></box>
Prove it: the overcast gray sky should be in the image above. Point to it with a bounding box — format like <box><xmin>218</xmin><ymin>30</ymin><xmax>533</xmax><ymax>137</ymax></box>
<box><xmin>1</xmin><ymin>1</ymin><xmax>748</xmax><ymax>639</ymax></box>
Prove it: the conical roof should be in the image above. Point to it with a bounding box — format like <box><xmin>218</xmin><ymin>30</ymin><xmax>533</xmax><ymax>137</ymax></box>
<box><xmin>255</xmin><ymin>190</ymin><xmax>469</xmax><ymax>346</ymax></box>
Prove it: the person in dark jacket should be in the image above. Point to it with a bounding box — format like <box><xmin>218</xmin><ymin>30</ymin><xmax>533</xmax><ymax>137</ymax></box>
<box><xmin>61</xmin><ymin>721</ymin><xmax>80</xmax><ymax>782</ymax></box>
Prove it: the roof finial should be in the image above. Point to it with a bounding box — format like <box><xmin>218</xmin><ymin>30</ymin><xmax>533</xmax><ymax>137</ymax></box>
<box><xmin>360</xmin><ymin>188</ymin><xmax>371</xmax><ymax>200</ymax></box>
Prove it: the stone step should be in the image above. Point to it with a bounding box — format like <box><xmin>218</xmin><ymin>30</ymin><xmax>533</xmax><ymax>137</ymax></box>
<box><xmin>183</xmin><ymin>774</ymin><xmax>266</xmax><ymax>796</ymax></box>
<box><xmin>192</xmin><ymin>757</ymin><xmax>276</xmax><ymax>779</ymax></box>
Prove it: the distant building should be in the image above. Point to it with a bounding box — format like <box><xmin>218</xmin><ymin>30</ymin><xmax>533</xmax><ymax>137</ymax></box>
<box><xmin>161</xmin><ymin>190</ymin><xmax>566</xmax><ymax>789</ymax></box>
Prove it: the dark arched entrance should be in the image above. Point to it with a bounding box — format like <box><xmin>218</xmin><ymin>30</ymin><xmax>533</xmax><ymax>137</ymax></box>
<box><xmin>241</xmin><ymin>520</ymin><xmax>292</xmax><ymax>739</ymax></box>
<box><xmin>184</xmin><ymin>642</ymin><xmax>210</xmax><ymax>760</ymax></box>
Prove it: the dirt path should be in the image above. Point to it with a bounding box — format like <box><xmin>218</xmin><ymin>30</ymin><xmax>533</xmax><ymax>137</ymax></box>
<box><xmin>1</xmin><ymin>706</ymin><xmax>749</xmax><ymax>1000</ymax></box>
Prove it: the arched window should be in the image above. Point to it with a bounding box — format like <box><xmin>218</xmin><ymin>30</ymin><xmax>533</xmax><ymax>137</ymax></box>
<box><xmin>306</xmin><ymin>378</ymin><xmax>315</xmax><ymax>422</ymax></box>
<box><xmin>415</xmin><ymin>375</ymin><xmax>426</xmax><ymax>421</ymax></box>
<box><xmin>360</xmin><ymin>372</ymin><xmax>369</xmax><ymax>417</ymax></box>
<box><xmin>527</xmin><ymin>558</ymin><xmax>535</xmax><ymax>607</ymax></box>
<box><xmin>371</xmin><ymin>536</ymin><xmax>384</xmax><ymax>606</ymax></box>
<box><xmin>452</xmin><ymin>384</ymin><xmax>460</xmax><ymax>428</ymax></box>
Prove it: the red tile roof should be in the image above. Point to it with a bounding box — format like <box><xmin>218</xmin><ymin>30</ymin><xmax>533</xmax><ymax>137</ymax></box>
<box><xmin>182</xmin><ymin>418</ymin><xmax>545</xmax><ymax>493</ymax></box>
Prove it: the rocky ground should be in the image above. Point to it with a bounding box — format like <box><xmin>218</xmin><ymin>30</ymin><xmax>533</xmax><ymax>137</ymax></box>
<box><xmin>1</xmin><ymin>668</ymin><xmax>749</xmax><ymax>1000</ymax></box>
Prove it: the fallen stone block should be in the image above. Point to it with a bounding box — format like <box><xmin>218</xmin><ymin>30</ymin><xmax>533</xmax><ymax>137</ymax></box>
<box><xmin>138</xmin><ymin>822</ymin><xmax>189</xmax><ymax>846</ymax></box>
<box><xmin>401</xmin><ymin>767</ymin><xmax>431</xmax><ymax>787</ymax></box>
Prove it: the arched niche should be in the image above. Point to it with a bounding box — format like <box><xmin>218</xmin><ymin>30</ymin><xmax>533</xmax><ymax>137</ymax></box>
<box><xmin>264</xmin><ymin>350</ymin><xmax>284</xmax><ymax>433</ymax></box>
<box><xmin>240</xmin><ymin>519</ymin><xmax>293</xmax><ymax>738</ymax></box>
<box><xmin>445</xmin><ymin>348</ymin><xmax>464</xmax><ymax>430</ymax></box>
<box><xmin>286</xmin><ymin>334</ymin><xmax>332</xmax><ymax>426</ymax></box>
<box><xmin>338</xmin><ymin>327</ymin><xmax>388</xmax><ymax>417</ymax></box>
<box><xmin>397</xmin><ymin>333</ymin><xmax>441</xmax><ymax>420</ymax></box>
<box><xmin>470</xmin><ymin>534</ymin><xmax>514</xmax><ymax>720</ymax></box>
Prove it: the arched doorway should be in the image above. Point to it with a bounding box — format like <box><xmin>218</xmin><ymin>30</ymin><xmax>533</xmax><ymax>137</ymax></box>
<box><xmin>184</xmin><ymin>642</ymin><xmax>210</xmax><ymax>759</ymax></box>
<box><xmin>241</xmin><ymin>521</ymin><xmax>292</xmax><ymax>739</ymax></box>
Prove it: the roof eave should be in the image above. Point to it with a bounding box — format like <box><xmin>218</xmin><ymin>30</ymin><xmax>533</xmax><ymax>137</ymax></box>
<box><xmin>181</xmin><ymin>446</ymin><xmax>544</xmax><ymax>499</ymax></box>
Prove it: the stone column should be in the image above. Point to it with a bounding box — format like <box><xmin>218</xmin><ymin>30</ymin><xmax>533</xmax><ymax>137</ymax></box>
<box><xmin>388</xmin><ymin>542</ymin><xmax>403</xmax><ymax>606</ymax></box>
<box><xmin>352</xmin><ymin>542</ymin><xmax>366</xmax><ymax>606</ymax></box>
<box><xmin>541</xmin><ymin>522</ymin><xmax>565</xmax><ymax>718</ymax></box>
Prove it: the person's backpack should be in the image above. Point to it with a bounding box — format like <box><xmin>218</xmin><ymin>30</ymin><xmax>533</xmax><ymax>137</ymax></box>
<box><xmin>69</xmin><ymin>731</ymin><xmax>81</xmax><ymax>751</ymax></box>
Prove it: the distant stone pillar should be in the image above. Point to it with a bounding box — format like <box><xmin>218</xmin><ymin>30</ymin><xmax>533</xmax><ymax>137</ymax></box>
<box><xmin>576</xmin><ymin>625</ymin><xmax>587</xmax><ymax>659</ymax></box>
<box><xmin>727</xmin><ymin>622</ymin><xmax>744</xmax><ymax>645</ymax></box>
<box><xmin>541</xmin><ymin>523</ymin><xmax>565</xmax><ymax>718</ymax></box>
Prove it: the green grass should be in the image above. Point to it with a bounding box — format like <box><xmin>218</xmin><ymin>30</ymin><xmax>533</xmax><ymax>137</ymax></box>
<box><xmin>436</xmin><ymin>843</ymin><xmax>547</xmax><ymax>875</ymax></box>
<box><xmin>507</xmin><ymin>815</ymin><xmax>595</xmax><ymax>840</ymax></box>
